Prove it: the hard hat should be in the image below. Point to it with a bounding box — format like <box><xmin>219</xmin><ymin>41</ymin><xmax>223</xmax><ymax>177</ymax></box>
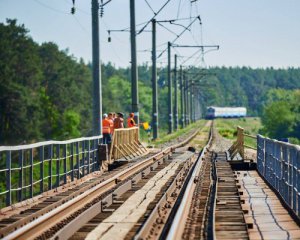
<box><xmin>103</xmin><ymin>113</ymin><xmax>108</xmax><ymax>118</ymax></box>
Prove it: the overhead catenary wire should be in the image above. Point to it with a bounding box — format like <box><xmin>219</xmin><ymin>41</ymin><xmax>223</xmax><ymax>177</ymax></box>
<box><xmin>102</xmin><ymin>19</ymin><xmax>129</xmax><ymax>64</ymax></box>
<box><xmin>137</xmin><ymin>0</ymin><xmax>173</xmax><ymax>35</ymax></box>
<box><xmin>180</xmin><ymin>48</ymin><xmax>203</xmax><ymax>65</ymax></box>
<box><xmin>177</xmin><ymin>0</ymin><xmax>182</xmax><ymax>18</ymax></box>
<box><xmin>33</xmin><ymin>0</ymin><xmax>70</xmax><ymax>14</ymax></box>
<box><xmin>144</xmin><ymin>0</ymin><xmax>156</xmax><ymax>14</ymax></box>
<box><xmin>157</xmin><ymin>22</ymin><xmax>179</xmax><ymax>37</ymax></box>
<box><xmin>157</xmin><ymin>15</ymin><xmax>201</xmax><ymax>59</ymax></box>
<box><xmin>72</xmin><ymin>15</ymin><xmax>89</xmax><ymax>34</ymax></box>
<box><xmin>137</xmin><ymin>16</ymin><xmax>200</xmax><ymax>53</ymax></box>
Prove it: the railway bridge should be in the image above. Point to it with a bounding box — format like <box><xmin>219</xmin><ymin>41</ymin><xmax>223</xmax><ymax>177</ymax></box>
<box><xmin>1</xmin><ymin>121</ymin><xmax>300</xmax><ymax>240</ymax></box>
<box><xmin>0</xmin><ymin>2</ymin><xmax>299</xmax><ymax>239</ymax></box>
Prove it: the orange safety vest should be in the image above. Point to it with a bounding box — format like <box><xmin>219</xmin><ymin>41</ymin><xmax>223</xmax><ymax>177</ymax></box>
<box><xmin>127</xmin><ymin>117</ymin><xmax>136</xmax><ymax>128</ymax></box>
<box><xmin>108</xmin><ymin>118</ymin><xmax>114</xmax><ymax>133</ymax></box>
<box><xmin>102</xmin><ymin>118</ymin><xmax>111</xmax><ymax>134</ymax></box>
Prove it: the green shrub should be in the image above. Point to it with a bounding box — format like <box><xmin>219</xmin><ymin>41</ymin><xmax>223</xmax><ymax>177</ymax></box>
<box><xmin>219</xmin><ymin>128</ymin><xmax>235</xmax><ymax>138</ymax></box>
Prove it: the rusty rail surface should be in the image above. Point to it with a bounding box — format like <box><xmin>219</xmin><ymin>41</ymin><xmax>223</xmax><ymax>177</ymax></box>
<box><xmin>167</xmin><ymin>126</ymin><xmax>248</xmax><ymax>240</ymax></box>
<box><xmin>166</xmin><ymin>124</ymin><xmax>213</xmax><ymax>239</ymax></box>
<box><xmin>134</xmin><ymin>152</ymin><xmax>195</xmax><ymax>240</ymax></box>
<box><xmin>2</xmin><ymin>122</ymin><xmax>209</xmax><ymax>240</ymax></box>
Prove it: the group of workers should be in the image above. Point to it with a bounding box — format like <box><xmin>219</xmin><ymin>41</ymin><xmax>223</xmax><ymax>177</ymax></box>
<box><xmin>102</xmin><ymin>112</ymin><xmax>138</xmax><ymax>144</ymax></box>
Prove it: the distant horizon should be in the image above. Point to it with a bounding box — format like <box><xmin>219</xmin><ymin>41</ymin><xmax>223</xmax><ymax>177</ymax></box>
<box><xmin>3</xmin><ymin>20</ymin><xmax>297</xmax><ymax>70</ymax></box>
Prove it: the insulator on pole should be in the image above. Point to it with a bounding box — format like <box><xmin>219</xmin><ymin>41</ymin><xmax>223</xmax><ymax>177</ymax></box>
<box><xmin>71</xmin><ymin>0</ymin><xmax>75</xmax><ymax>14</ymax></box>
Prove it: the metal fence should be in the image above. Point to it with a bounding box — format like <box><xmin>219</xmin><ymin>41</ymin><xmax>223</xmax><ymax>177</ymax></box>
<box><xmin>257</xmin><ymin>135</ymin><xmax>300</xmax><ymax>216</ymax></box>
<box><xmin>0</xmin><ymin>136</ymin><xmax>102</xmax><ymax>207</ymax></box>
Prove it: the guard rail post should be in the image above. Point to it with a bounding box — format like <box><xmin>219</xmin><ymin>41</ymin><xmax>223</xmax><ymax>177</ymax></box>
<box><xmin>49</xmin><ymin>144</ymin><xmax>53</xmax><ymax>190</ymax></box>
<box><xmin>40</xmin><ymin>146</ymin><xmax>44</xmax><ymax>194</ymax></box>
<box><xmin>70</xmin><ymin>142</ymin><xmax>74</xmax><ymax>182</ymax></box>
<box><xmin>30</xmin><ymin>149</ymin><xmax>33</xmax><ymax>199</ymax></box>
<box><xmin>63</xmin><ymin>144</ymin><xmax>67</xmax><ymax>184</ymax></box>
<box><xmin>18</xmin><ymin>150</ymin><xmax>23</xmax><ymax>202</ymax></box>
<box><xmin>6</xmin><ymin>151</ymin><xmax>11</xmax><ymax>206</ymax></box>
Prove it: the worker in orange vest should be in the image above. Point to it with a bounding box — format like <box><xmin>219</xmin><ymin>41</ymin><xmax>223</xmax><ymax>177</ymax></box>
<box><xmin>102</xmin><ymin>113</ymin><xmax>112</xmax><ymax>144</ymax></box>
<box><xmin>127</xmin><ymin>112</ymin><xmax>144</xmax><ymax>128</ymax></box>
<box><xmin>127</xmin><ymin>112</ymin><xmax>136</xmax><ymax>128</ymax></box>
<box><xmin>108</xmin><ymin>112</ymin><xmax>114</xmax><ymax>134</ymax></box>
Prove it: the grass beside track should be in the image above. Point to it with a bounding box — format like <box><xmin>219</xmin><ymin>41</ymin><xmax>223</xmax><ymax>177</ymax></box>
<box><xmin>146</xmin><ymin>120</ymin><xmax>207</xmax><ymax>147</ymax></box>
<box><xmin>214</xmin><ymin>117</ymin><xmax>262</xmax><ymax>148</ymax></box>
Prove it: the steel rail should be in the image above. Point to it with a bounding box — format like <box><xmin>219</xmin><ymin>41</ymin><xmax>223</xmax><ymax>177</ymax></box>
<box><xmin>4</xmin><ymin>150</ymin><xmax>170</xmax><ymax>240</ymax></box>
<box><xmin>166</xmin><ymin>123</ymin><xmax>213</xmax><ymax>239</ymax></box>
<box><xmin>3</xmin><ymin>122</ymin><xmax>207</xmax><ymax>240</ymax></box>
<box><xmin>206</xmin><ymin>153</ymin><xmax>217</xmax><ymax>240</ymax></box>
<box><xmin>134</xmin><ymin>152</ymin><xmax>195</xmax><ymax>239</ymax></box>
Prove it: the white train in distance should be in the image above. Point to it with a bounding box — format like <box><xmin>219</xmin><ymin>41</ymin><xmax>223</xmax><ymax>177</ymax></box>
<box><xmin>206</xmin><ymin>106</ymin><xmax>247</xmax><ymax>119</ymax></box>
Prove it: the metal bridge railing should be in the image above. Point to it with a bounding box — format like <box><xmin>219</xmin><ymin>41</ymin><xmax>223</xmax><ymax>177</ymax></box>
<box><xmin>257</xmin><ymin>135</ymin><xmax>300</xmax><ymax>217</ymax></box>
<box><xmin>0</xmin><ymin>135</ymin><xmax>102</xmax><ymax>207</ymax></box>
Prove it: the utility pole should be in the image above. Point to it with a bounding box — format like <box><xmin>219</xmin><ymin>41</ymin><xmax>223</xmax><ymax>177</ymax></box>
<box><xmin>183</xmin><ymin>71</ymin><xmax>187</xmax><ymax>126</ymax></box>
<box><xmin>180</xmin><ymin>65</ymin><xmax>184</xmax><ymax>128</ymax></box>
<box><xmin>151</xmin><ymin>19</ymin><xmax>158</xmax><ymax>139</ymax></box>
<box><xmin>194</xmin><ymin>95</ymin><xmax>197</xmax><ymax>121</ymax></box>
<box><xmin>91</xmin><ymin>0</ymin><xmax>102</xmax><ymax>136</ymax></box>
<box><xmin>185</xmin><ymin>73</ymin><xmax>189</xmax><ymax>125</ymax></box>
<box><xmin>167</xmin><ymin>42</ymin><xmax>173</xmax><ymax>133</ymax></box>
<box><xmin>190</xmin><ymin>80</ymin><xmax>194</xmax><ymax>123</ymax></box>
<box><xmin>194</xmin><ymin>93</ymin><xmax>197</xmax><ymax>121</ymax></box>
<box><xmin>174</xmin><ymin>54</ymin><xmax>178</xmax><ymax>131</ymax></box>
<box><xmin>130</xmin><ymin>0</ymin><xmax>139</xmax><ymax>124</ymax></box>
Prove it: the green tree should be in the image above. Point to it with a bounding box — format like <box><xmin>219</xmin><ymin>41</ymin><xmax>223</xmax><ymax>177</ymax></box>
<box><xmin>261</xmin><ymin>101</ymin><xmax>295</xmax><ymax>139</ymax></box>
<box><xmin>0</xmin><ymin>19</ymin><xmax>42</xmax><ymax>144</ymax></box>
<box><xmin>261</xmin><ymin>89</ymin><xmax>300</xmax><ymax>140</ymax></box>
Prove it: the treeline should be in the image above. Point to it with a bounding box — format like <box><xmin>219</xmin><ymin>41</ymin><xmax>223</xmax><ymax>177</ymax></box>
<box><xmin>261</xmin><ymin>89</ymin><xmax>300</xmax><ymax>142</ymax></box>
<box><xmin>1</xmin><ymin>19</ymin><xmax>300</xmax><ymax>145</ymax></box>
<box><xmin>0</xmin><ymin>19</ymin><xmax>92</xmax><ymax>144</ymax></box>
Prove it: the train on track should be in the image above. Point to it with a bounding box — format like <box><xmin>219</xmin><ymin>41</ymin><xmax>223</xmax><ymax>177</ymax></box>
<box><xmin>206</xmin><ymin>106</ymin><xmax>247</xmax><ymax>119</ymax></box>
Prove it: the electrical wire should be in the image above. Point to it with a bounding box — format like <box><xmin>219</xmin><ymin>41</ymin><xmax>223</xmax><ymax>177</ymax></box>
<box><xmin>33</xmin><ymin>0</ymin><xmax>69</xmax><ymax>14</ymax></box>
<box><xmin>157</xmin><ymin>22</ymin><xmax>179</xmax><ymax>37</ymax></box>
<box><xmin>157</xmin><ymin>15</ymin><xmax>200</xmax><ymax>59</ymax></box>
<box><xmin>72</xmin><ymin>15</ymin><xmax>89</xmax><ymax>34</ymax></box>
<box><xmin>137</xmin><ymin>0</ymin><xmax>173</xmax><ymax>35</ymax></box>
<box><xmin>177</xmin><ymin>0</ymin><xmax>182</xmax><ymax>18</ymax></box>
<box><xmin>137</xmin><ymin>16</ymin><xmax>199</xmax><ymax>53</ymax></box>
<box><xmin>144</xmin><ymin>0</ymin><xmax>156</xmax><ymax>14</ymax></box>
<box><xmin>102</xmin><ymin>19</ymin><xmax>129</xmax><ymax>65</ymax></box>
<box><xmin>181</xmin><ymin>48</ymin><xmax>203</xmax><ymax>65</ymax></box>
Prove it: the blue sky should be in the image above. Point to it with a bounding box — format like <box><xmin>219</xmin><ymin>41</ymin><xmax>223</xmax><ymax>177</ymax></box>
<box><xmin>0</xmin><ymin>0</ymin><xmax>299</xmax><ymax>68</ymax></box>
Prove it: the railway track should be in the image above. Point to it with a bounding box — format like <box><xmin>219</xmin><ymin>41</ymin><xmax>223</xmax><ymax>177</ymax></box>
<box><xmin>0</xmin><ymin>153</ymin><xmax>157</xmax><ymax>238</ymax></box>
<box><xmin>0</xmin><ymin>122</ymin><xmax>210</xmax><ymax>240</ymax></box>
<box><xmin>166</xmin><ymin>130</ymin><xmax>249</xmax><ymax>240</ymax></box>
<box><xmin>3</xmin><ymin>121</ymin><xmax>300</xmax><ymax>240</ymax></box>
